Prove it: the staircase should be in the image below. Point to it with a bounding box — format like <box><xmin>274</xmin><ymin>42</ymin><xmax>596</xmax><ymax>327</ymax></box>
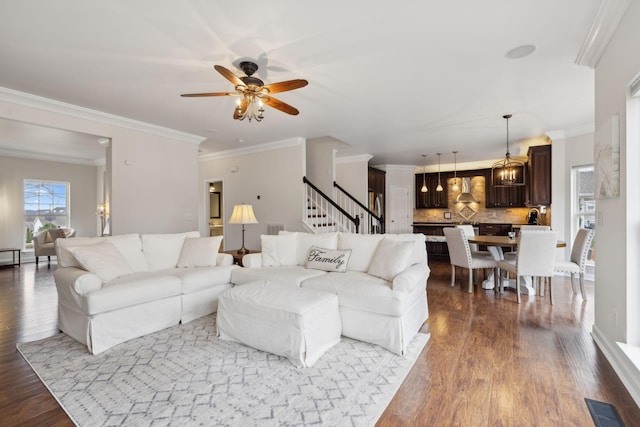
<box><xmin>302</xmin><ymin>177</ymin><xmax>383</xmax><ymax>234</ymax></box>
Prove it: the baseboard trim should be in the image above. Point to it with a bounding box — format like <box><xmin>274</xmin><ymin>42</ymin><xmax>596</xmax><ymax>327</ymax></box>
<box><xmin>592</xmin><ymin>324</ymin><xmax>640</xmax><ymax>407</ymax></box>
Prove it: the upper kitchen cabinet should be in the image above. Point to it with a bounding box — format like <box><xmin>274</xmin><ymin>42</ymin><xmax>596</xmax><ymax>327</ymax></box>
<box><xmin>527</xmin><ymin>145</ymin><xmax>552</xmax><ymax>206</ymax></box>
<box><xmin>415</xmin><ymin>173</ymin><xmax>449</xmax><ymax>209</ymax></box>
<box><xmin>485</xmin><ymin>170</ymin><xmax>526</xmax><ymax>208</ymax></box>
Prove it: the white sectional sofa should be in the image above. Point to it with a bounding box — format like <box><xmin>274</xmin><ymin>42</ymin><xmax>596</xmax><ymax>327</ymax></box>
<box><xmin>231</xmin><ymin>232</ymin><xmax>430</xmax><ymax>355</ymax></box>
<box><xmin>54</xmin><ymin>231</ymin><xmax>238</xmax><ymax>354</ymax></box>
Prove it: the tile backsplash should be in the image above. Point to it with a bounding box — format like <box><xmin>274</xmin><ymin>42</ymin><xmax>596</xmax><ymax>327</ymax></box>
<box><xmin>413</xmin><ymin>176</ymin><xmax>550</xmax><ymax>225</ymax></box>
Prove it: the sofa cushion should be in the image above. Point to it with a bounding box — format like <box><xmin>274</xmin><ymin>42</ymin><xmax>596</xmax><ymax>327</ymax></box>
<box><xmin>280</xmin><ymin>231</ymin><xmax>339</xmax><ymax>266</ymax></box>
<box><xmin>67</xmin><ymin>241</ymin><xmax>134</xmax><ymax>283</ymax></box>
<box><xmin>85</xmin><ymin>271</ymin><xmax>182</xmax><ymax>315</ymax></box>
<box><xmin>337</xmin><ymin>233</ymin><xmax>384</xmax><ymax>272</ymax></box>
<box><xmin>383</xmin><ymin>233</ymin><xmax>427</xmax><ymax>266</ymax></box>
<box><xmin>261</xmin><ymin>234</ymin><xmax>298</xmax><ymax>267</ymax></box>
<box><xmin>56</xmin><ymin>234</ymin><xmax>147</xmax><ymax>271</ymax></box>
<box><xmin>176</xmin><ymin>236</ymin><xmax>223</xmax><ymax>268</ymax></box>
<box><xmin>367</xmin><ymin>239</ymin><xmax>414</xmax><ymax>281</ymax></box>
<box><xmin>142</xmin><ymin>231</ymin><xmax>200</xmax><ymax>271</ymax></box>
<box><xmin>301</xmin><ymin>271</ymin><xmax>422</xmax><ymax>317</ymax></box>
<box><xmin>306</xmin><ymin>246</ymin><xmax>351</xmax><ymax>273</ymax></box>
<box><xmin>171</xmin><ymin>265</ymin><xmax>237</xmax><ymax>294</ymax></box>
<box><xmin>232</xmin><ymin>266</ymin><xmax>326</xmax><ymax>288</ymax></box>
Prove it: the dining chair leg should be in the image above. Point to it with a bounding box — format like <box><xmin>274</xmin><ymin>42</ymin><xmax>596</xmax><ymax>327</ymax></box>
<box><xmin>549</xmin><ymin>276</ymin><xmax>554</xmax><ymax>305</ymax></box>
<box><xmin>468</xmin><ymin>269</ymin><xmax>473</xmax><ymax>293</ymax></box>
<box><xmin>516</xmin><ymin>275</ymin><xmax>521</xmax><ymax>304</ymax></box>
<box><xmin>579</xmin><ymin>273</ymin><xmax>587</xmax><ymax>301</ymax></box>
<box><xmin>569</xmin><ymin>274</ymin><xmax>577</xmax><ymax>294</ymax></box>
<box><xmin>493</xmin><ymin>268</ymin><xmax>499</xmax><ymax>294</ymax></box>
<box><xmin>450</xmin><ymin>265</ymin><xmax>456</xmax><ymax>287</ymax></box>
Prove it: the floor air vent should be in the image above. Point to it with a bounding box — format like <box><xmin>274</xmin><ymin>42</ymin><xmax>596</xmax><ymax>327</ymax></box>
<box><xmin>585</xmin><ymin>398</ymin><xmax>625</xmax><ymax>427</ymax></box>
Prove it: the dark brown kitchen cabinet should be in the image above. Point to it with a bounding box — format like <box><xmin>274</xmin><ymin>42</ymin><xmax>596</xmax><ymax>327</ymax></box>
<box><xmin>413</xmin><ymin>225</ymin><xmax>450</xmax><ymax>260</ymax></box>
<box><xmin>484</xmin><ymin>171</ymin><xmax>526</xmax><ymax>208</ymax></box>
<box><xmin>415</xmin><ymin>173</ymin><xmax>449</xmax><ymax>209</ymax></box>
<box><xmin>527</xmin><ymin>145</ymin><xmax>552</xmax><ymax>206</ymax></box>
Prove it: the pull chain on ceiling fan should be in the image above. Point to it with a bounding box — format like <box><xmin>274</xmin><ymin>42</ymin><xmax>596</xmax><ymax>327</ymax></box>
<box><xmin>181</xmin><ymin>61</ymin><xmax>308</xmax><ymax>122</ymax></box>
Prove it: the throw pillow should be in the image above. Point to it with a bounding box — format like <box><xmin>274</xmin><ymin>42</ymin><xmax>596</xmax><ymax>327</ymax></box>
<box><xmin>56</xmin><ymin>228</ymin><xmax>67</xmax><ymax>239</ymax></box>
<box><xmin>176</xmin><ymin>236</ymin><xmax>223</xmax><ymax>268</ymax></box>
<box><xmin>337</xmin><ymin>233</ymin><xmax>384</xmax><ymax>272</ymax></box>
<box><xmin>142</xmin><ymin>231</ymin><xmax>200</xmax><ymax>271</ymax></box>
<box><xmin>306</xmin><ymin>246</ymin><xmax>351</xmax><ymax>273</ymax></box>
<box><xmin>367</xmin><ymin>238</ymin><xmax>414</xmax><ymax>281</ymax></box>
<box><xmin>261</xmin><ymin>234</ymin><xmax>298</xmax><ymax>267</ymax></box>
<box><xmin>67</xmin><ymin>241</ymin><xmax>134</xmax><ymax>283</ymax></box>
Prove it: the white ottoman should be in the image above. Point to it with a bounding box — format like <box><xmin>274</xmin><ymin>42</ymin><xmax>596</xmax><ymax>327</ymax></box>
<box><xmin>217</xmin><ymin>281</ymin><xmax>342</xmax><ymax>367</ymax></box>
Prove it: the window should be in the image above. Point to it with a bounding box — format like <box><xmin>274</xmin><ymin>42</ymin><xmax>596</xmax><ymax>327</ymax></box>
<box><xmin>24</xmin><ymin>180</ymin><xmax>70</xmax><ymax>250</ymax></box>
<box><xmin>572</xmin><ymin>165</ymin><xmax>595</xmax><ymax>278</ymax></box>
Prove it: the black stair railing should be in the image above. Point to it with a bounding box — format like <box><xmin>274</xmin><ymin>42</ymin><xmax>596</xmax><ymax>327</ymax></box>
<box><xmin>333</xmin><ymin>181</ymin><xmax>384</xmax><ymax>234</ymax></box>
<box><xmin>303</xmin><ymin>177</ymin><xmax>360</xmax><ymax>233</ymax></box>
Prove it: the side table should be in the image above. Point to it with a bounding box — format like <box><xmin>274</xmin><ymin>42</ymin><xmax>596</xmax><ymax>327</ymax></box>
<box><xmin>0</xmin><ymin>248</ymin><xmax>21</xmax><ymax>268</ymax></box>
<box><xmin>222</xmin><ymin>249</ymin><xmax>260</xmax><ymax>267</ymax></box>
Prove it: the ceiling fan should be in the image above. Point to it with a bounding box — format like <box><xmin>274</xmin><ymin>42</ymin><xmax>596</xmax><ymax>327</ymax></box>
<box><xmin>181</xmin><ymin>61</ymin><xmax>308</xmax><ymax>122</ymax></box>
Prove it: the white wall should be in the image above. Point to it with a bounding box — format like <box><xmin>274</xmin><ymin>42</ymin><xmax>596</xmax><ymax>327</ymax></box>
<box><xmin>0</xmin><ymin>90</ymin><xmax>203</xmax><ymax>235</ymax></box>
<box><xmin>199</xmin><ymin>138</ymin><xmax>306</xmax><ymax>251</ymax></box>
<box><xmin>335</xmin><ymin>155</ymin><xmax>371</xmax><ymax>205</ymax></box>
<box><xmin>305</xmin><ymin>137</ymin><xmax>338</xmax><ymax>196</ymax></box>
<box><xmin>0</xmin><ymin>155</ymin><xmax>97</xmax><ymax>261</ymax></box>
<box><xmin>591</xmin><ymin>0</ymin><xmax>640</xmax><ymax>406</ymax></box>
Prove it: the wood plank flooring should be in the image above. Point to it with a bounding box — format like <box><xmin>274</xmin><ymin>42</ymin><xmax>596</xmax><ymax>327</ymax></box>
<box><xmin>1</xmin><ymin>260</ymin><xmax>639</xmax><ymax>426</ymax></box>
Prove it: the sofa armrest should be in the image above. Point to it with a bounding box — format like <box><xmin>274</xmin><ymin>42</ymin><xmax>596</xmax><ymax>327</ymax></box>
<box><xmin>216</xmin><ymin>253</ymin><xmax>233</xmax><ymax>266</ymax></box>
<box><xmin>54</xmin><ymin>267</ymin><xmax>102</xmax><ymax>296</ymax></box>
<box><xmin>392</xmin><ymin>263</ymin><xmax>430</xmax><ymax>293</ymax></box>
<box><xmin>242</xmin><ymin>253</ymin><xmax>263</xmax><ymax>268</ymax></box>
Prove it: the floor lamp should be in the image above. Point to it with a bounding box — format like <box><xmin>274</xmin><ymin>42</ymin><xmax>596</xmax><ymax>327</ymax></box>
<box><xmin>228</xmin><ymin>204</ymin><xmax>258</xmax><ymax>254</ymax></box>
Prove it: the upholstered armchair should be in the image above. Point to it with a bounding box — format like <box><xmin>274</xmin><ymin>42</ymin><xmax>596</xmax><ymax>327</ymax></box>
<box><xmin>33</xmin><ymin>228</ymin><xmax>76</xmax><ymax>265</ymax></box>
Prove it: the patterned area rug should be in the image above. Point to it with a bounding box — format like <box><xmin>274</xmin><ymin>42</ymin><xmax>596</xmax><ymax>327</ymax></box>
<box><xmin>17</xmin><ymin>315</ymin><xmax>430</xmax><ymax>426</ymax></box>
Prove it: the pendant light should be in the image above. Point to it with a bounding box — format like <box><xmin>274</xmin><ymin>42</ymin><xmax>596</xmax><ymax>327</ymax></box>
<box><xmin>420</xmin><ymin>154</ymin><xmax>428</xmax><ymax>193</ymax></box>
<box><xmin>436</xmin><ymin>153</ymin><xmax>443</xmax><ymax>192</ymax></box>
<box><xmin>452</xmin><ymin>151</ymin><xmax>460</xmax><ymax>191</ymax></box>
<box><xmin>491</xmin><ymin>114</ymin><xmax>526</xmax><ymax>187</ymax></box>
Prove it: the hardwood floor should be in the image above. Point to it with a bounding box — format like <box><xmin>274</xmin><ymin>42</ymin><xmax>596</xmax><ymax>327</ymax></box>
<box><xmin>1</xmin><ymin>260</ymin><xmax>639</xmax><ymax>426</ymax></box>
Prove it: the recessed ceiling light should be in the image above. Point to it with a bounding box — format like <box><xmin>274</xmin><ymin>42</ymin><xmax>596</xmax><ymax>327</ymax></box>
<box><xmin>505</xmin><ymin>44</ymin><xmax>536</xmax><ymax>59</ymax></box>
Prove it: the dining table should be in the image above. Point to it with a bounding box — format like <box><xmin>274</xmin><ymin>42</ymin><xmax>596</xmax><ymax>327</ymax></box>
<box><xmin>467</xmin><ymin>235</ymin><xmax>566</xmax><ymax>295</ymax></box>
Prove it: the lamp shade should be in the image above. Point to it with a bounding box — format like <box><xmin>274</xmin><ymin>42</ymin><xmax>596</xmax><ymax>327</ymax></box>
<box><xmin>228</xmin><ymin>204</ymin><xmax>258</xmax><ymax>225</ymax></box>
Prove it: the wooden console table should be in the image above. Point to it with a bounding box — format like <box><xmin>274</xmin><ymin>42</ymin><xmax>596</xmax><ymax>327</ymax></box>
<box><xmin>223</xmin><ymin>249</ymin><xmax>260</xmax><ymax>267</ymax></box>
<box><xmin>0</xmin><ymin>248</ymin><xmax>21</xmax><ymax>267</ymax></box>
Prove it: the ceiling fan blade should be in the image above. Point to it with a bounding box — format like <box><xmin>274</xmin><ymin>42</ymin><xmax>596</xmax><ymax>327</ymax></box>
<box><xmin>262</xmin><ymin>96</ymin><xmax>300</xmax><ymax>115</ymax></box>
<box><xmin>214</xmin><ymin>65</ymin><xmax>244</xmax><ymax>87</ymax></box>
<box><xmin>180</xmin><ymin>92</ymin><xmax>236</xmax><ymax>97</ymax></box>
<box><xmin>263</xmin><ymin>79</ymin><xmax>308</xmax><ymax>94</ymax></box>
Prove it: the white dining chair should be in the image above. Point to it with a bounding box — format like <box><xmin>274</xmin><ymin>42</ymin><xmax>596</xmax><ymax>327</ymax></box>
<box><xmin>456</xmin><ymin>224</ymin><xmax>488</xmax><ymax>255</ymax></box>
<box><xmin>496</xmin><ymin>230</ymin><xmax>558</xmax><ymax>304</ymax></box>
<box><xmin>444</xmin><ymin>227</ymin><xmax>498</xmax><ymax>293</ymax></box>
<box><xmin>554</xmin><ymin>228</ymin><xmax>595</xmax><ymax>301</ymax></box>
<box><xmin>504</xmin><ymin>225</ymin><xmax>551</xmax><ymax>259</ymax></box>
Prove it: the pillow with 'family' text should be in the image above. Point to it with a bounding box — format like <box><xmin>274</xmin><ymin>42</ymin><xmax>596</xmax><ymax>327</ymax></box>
<box><xmin>306</xmin><ymin>246</ymin><xmax>351</xmax><ymax>273</ymax></box>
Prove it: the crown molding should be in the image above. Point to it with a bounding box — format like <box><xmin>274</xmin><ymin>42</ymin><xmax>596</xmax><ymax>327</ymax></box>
<box><xmin>0</xmin><ymin>87</ymin><xmax>206</xmax><ymax>145</ymax></box>
<box><xmin>198</xmin><ymin>137</ymin><xmax>304</xmax><ymax>161</ymax></box>
<box><xmin>575</xmin><ymin>0</ymin><xmax>631</xmax><ymax>68</ymax></box>
<box><xmin>335</xmin><ymin>154</ymin><xmax>373</xmax><ymax>164</ymax></box>
<box><xmin>0</xmin><ymin>148</ymin><xmax>102</xmax><ymax>166</ymax></box>
<box><xmin>373</xmin><ymin>164</ymin><xmax>416</xmax><ymax>172</ymax></box>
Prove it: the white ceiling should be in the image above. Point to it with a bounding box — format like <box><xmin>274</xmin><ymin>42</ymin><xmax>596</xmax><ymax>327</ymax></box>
<box><xmin>0</xmin><ymin>0</ymin><xmax>600</xmax><ymax>167</ymax></box>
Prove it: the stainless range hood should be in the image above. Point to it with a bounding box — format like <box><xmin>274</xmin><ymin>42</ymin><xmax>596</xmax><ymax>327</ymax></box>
<box><xmin>456</xmin><ymin>177</ymin><xmax>478</xmax><ymax>203</ymax></box>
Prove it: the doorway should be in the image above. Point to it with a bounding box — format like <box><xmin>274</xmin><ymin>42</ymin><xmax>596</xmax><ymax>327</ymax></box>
<box><xmin>207</xmin><ymin>180</ymin><xmax>224</xmax><ymax>247</ymax></box>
